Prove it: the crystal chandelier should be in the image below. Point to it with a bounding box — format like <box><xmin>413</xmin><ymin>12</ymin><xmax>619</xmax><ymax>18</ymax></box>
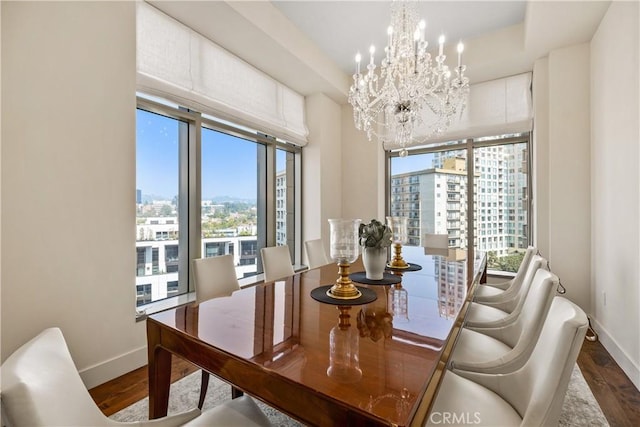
<box><xmin>348</xmin><ymin>0</ymin><xmax>470</xmax><ymax>157</ymax></box>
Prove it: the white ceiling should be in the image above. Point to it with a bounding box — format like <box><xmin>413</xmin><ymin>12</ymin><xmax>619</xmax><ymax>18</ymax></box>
<box><xmin>148</xmin><ymin>1</ymin><xmax>611</xmax><ymax>103</ymax></box>
<box><xmin>271</xmin><ymin>1</ymin><xmax>527</xmax><ymax>76</ymax></box>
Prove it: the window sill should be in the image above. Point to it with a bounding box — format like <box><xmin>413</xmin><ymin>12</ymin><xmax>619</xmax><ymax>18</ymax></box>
<box><xmin>135</xmin><ymin>265</ymin><xmax>309</xmax><ymax>322</ymax></box>
<box><xmin>487</xmin><ymin>270</ymin><xmax>517</xmax><ymax>279</ymax></box>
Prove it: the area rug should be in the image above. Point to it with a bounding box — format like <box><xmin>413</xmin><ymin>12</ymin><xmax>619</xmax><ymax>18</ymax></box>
<box><xmin>111</xmin><ymin>365</ymin><xmax>608</xmax><ymax>426</ymax></box>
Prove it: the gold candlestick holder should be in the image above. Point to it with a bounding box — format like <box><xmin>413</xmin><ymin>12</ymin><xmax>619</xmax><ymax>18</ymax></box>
<box><xmin>327</xmin><ymin>262</ymin><xmax>362</xmax><ymax>299</ymax></box>
<box><xmin>337</xmin><ymin>306</ymin><xmax>352</xmax><ymax>329</ymax></box>
<box><xmin>388</xmin><ymin>242</ymin><xmax>409</xmax><ymax>269</ymax></box>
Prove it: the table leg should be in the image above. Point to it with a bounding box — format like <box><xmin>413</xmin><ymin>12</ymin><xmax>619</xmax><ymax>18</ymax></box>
<box><xmin>147</xmin><ymin>322</ymin><xmax>172</xmax><ymax>419</ymax></box>
<box><xmin>231</xmin><ymin>386</ymin><xmax>244</xmax><ymax>399</ymax></box>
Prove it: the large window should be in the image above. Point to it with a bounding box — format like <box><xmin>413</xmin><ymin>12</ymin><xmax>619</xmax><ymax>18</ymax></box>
<box><xmin>201</xmin><ymin>127</ymin><xmax>265</xmax><ymax>279</ymax></box>
<box><xmin>136</xmin><ymin>97</ymin><xmax>301</xmax><ymax>308</ymax></box>
<box><xmin>135</xmin><ymin>109</ymin><xmax>182</xmax><ymax>306</ymax></box>
<box><xmin>388</xmin><ymin>135</ymin><xmax>531</xmax><ymax>274</ymax></box>
<box><xmin>473</xmin><ymin>142</ymin><xmax>529</xmax><ymax>272</ymax></box>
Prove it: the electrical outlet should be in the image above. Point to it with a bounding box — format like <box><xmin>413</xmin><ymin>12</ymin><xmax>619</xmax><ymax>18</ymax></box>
<box><xmin>602</xmin><ymin>291</ymin><xmax>607</xmax><ymax>306</ymax></box>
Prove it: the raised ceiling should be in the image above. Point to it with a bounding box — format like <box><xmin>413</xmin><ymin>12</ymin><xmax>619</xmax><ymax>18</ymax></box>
<box><xmin>147</xmin><ymin>1</ymin><xmax>610</xmax><ymax>103</ymax></box>
<box><xmin>271</xmin><ymin>1</ymin><xmax>527</xmax><ymax>76</ymax></box>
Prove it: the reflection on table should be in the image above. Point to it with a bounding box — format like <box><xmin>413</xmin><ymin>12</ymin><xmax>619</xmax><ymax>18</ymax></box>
<box><xmin>147</xmin><ymin>246</ymin><xmax>486</xmax><ymax>426</ymax></box>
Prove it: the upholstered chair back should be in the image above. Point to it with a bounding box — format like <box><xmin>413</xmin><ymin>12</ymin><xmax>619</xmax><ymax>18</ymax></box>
<box><xmin>305</xmin><ymin>239</ymin><xmax>329</xmax><ymax>269</ymax></box>
<box><xmin>453</xmin><ymin>297</ymin><xmax>588</xmax><ymax>425</ymax></box>
<box><xmin>455</xmin><ymin>269</ymin><xmax>559</xmax><ymax>374</ymax></box>
<box><xmin>260</xmin><ymin>245</ymin><xmax>295</xmax><ymax>282</ymax></box>
<box><xmin>192</xmin><ymin>254</ymin><xmax>240</xmax><ymax>305</ymax></box>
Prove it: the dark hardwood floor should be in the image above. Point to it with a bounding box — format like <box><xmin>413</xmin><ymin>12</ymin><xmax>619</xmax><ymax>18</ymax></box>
<box><xmin>90</xmin><ymin>340</ymin><xmax>640</xmax><ymax>425</ymax></box>
<box><xmin>90</xmin><ymin>355</ymin><xmax>198</xmax><ymax>416</ymax></box>
<box><xmin>577</xmin><ymin>340</ymin><xmax>640</xmax><ymax>427</ymax></box>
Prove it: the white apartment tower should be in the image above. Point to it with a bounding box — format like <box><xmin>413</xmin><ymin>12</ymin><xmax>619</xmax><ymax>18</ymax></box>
<box><xmin>434</xmin><ymin>147</ymin><xmax>528</xmax><ymax>256</ymax></box>
<box><xmin>390</xmin><ymin>157</ymin><xmax>472</xmax><ymax>248</ymax></box>
<box><xmin>275</xmin><ymin>170</ymin><xmax>287</xmax><ymax>246</ymax></box>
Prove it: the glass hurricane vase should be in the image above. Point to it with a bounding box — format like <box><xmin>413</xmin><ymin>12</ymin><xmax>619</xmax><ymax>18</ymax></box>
<box><xmin>386</xmin><ymin>216</ymin><xmax>409</xmax><ymax>268</ymax></box>
<box><xmin>327</xmin><ymin>219</ymin><xmax>362</xmax><ymax>299</ymax></box>
<box><xmin>327</xmin><ymin>307</ymin><xmax>362</xmax><ymax>383</ymax></box>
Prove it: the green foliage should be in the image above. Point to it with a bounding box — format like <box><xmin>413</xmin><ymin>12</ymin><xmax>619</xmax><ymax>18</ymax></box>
<box><xmin>488</xmin><ymin>251</ymin><xmax>525</xmax><ymax>273</ymax></box>
<box><xmin>359</xmin><ymin>219</ymin><xmax>393</xmax><ymax>249</ymax></box>
<box><xmin>201</xmin><ymin>201</ymin><xmax>257</xmax><ymax>238</ymax></box>
<box><xmin>159</xmin><ymin>205</ymin><xmax>173</xmax><ymax>216</ymax></box>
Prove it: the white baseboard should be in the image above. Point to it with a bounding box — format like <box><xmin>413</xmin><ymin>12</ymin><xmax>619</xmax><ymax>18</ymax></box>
<box><xmin>79</xmin><ymin>345</ymin><xmax>148</xmax><ymax>389</ymax></box>
<box><xmin>592</xmin><ymin>318</ymin><xmax>640</xmax><ymax>391</ymax></box>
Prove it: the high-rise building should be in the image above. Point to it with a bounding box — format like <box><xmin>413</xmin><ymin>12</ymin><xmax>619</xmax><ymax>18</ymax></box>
<box><xmin>275</xmin><ymin>170</ymin><xmax>287</xmax><ymax>246</ymax></box>
<box><xmin>390</xmin><ymin>157</ymin><xmax>473</xmax><ymax>248</ymax></box>
<box><xmin>390</xmin><ymin>145</ymin><xmax>528</xmax><ymax>259</ymax></box>
<box><xmin>435</xmin><ymin>146</ymin><xmax>528</xmax><ymax>256</ymax></box>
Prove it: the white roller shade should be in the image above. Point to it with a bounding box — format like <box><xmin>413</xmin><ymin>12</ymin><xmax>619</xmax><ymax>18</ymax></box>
<box><xmin>136</xmin><ymin>2</ymin><xmax>308</xmax><ymax>145</ymax></box>
<box><xmin>383</xmin><ymin>73</ymin><xmax>533</xmax><ymax>150</ymax></box>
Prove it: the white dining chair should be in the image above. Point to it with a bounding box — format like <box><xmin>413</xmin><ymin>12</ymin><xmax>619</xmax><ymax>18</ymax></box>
<box><xmin>474</xmin><ymin>246</ymin><xmax>536</xmax><ymax>300</ymax></box>
<box><xmin>191</xmin><ymin>254</ymin><xmax>242</xmax><ymax>409</ymax></box>
<box><xmin>304</xmin><ymin>238</ymin><xmax>330</xmax><ymax>269</ymax></box>
<box><xmin>449</xmin><ymin>268</ymin><xmax>558</xmax><ymax>374</ymax></box>
<box><xmin>426</xmin><ymin>297</ymin><xmax>588</xmax><ymax>426</ymax></box>
<box><xmin>0</xmin><ymin>328</ymin><xmax>272</xmax><ymax>427</ymax></box>
<box><xmin>463</xmin><ymin>254</ymin><xmax>547</xmax><ymax>328</ymax></box>
<box><xmin>260</xmin><ymin>245</ymin><xmax>295</xmax><ymax>282</ymax></box>
<box><xmin>192</xmin><ymin>254</ymin><xmax>240</xmax><ymax>304</ymax></box>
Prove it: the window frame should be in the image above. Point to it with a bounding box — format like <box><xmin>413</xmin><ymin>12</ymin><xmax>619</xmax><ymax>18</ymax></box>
<box><xmin>135</xmin><ymin>96</ymin><xmax>302</xmax><ymax>319</ymax></box>
<box><xmin>385</xmin><ymin>133</ymin><xmax>532</xmax><ymax>277</ymax></box>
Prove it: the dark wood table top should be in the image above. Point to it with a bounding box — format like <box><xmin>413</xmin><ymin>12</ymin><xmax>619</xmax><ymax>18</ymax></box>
<box><xmin>148</xmin><ymin>246</ymin><xmax>486</xmax><ymax>426</ymax></box>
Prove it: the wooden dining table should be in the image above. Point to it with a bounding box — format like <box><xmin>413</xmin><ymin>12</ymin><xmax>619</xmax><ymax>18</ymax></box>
<box><xmin>147</xmin><ymin>246</ymin><xmax>486</xmax><ymax>426</ymax></box>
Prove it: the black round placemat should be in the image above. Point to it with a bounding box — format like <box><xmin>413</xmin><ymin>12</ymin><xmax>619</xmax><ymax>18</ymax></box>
<box><xmin>349</xmin><ymin>271</ymin><xmax>402</xmax><ymax>285</ymax></box>
<box><xmin>386</xmin><ymin>263</ymin><xmax>423</xmax><ymax>272</ymax></box>
<box><xmin>310</xmin><ymin>285</ymin><xmax>377</xmax><ymax>306</ymax></box>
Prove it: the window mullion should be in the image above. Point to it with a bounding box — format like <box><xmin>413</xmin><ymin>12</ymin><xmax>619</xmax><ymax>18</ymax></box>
<box><xmin>466</xmin><ymin>138</ymin><xmax>475</xmax><ymax>280</ymax></box>
<box><xmin>264</xmin><ymin>139</ymin><xmax>276</xmax><ymax>248</ymax></box>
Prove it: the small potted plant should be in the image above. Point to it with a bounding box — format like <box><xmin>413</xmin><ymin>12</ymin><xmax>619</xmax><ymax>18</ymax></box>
<box><xmin>358</xmin><ymin>219</ymin><xmax>392</xmax><ymax>280</ymax></box>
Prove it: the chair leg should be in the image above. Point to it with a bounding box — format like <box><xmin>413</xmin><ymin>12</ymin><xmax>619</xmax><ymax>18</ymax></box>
<box><xmin>231</xmin><ymin>386</ymin><xmax>244</xmax><ymax>399</ymax></box>
<box><xmin>198</xmin><ymin>370</ymin><xmax>210</xmax><ymax>409</ymax></box>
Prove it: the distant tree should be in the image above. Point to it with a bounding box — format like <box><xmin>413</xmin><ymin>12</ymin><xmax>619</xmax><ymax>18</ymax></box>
<box><xmin>497</xmin><ymin>252</ymin><xmax>525</xmax><ymax>273</ymax></box>
<box><xmin>487</xmin><ymin>251</ymin><xmax>525</xmax><ymax>273</ymax></box>
<box><xmin>487</xmin><ymin>251</ymin><xmax>498</xmax><ymax>269</ymax></box>
<box><xmin>159</xmin><ymin>205</ymin><xmax>173</xmax><ymax>216</ymax></box>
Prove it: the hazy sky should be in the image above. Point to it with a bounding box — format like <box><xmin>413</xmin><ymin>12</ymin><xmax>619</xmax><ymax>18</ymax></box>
<box><xmin>137</xmin><ymin>108</ymin><xmax>448</xmax><ymax>199</ymax></box>
<box><xmin>137</xmin><ymin>109</ymin><xmax>286</xmax><ymax>199</ymax></box>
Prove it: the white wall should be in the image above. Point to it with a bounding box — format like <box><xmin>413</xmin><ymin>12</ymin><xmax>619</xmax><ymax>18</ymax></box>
<box><xmin>1</xmin><ymin>2</ymin><xmax>141</xmax><ymax>388</ymax></box>
<box><xmin>532</xmin><ymin>57</ymin><xmax>550</xmax><ymax>261</ymax></box>
<box><xmin>303</xmin><ymin>93</ymin><xmax>343</xmax><ymax>254</ymax></box>
<box><xmin>533</xmin><ymin>44</ymin><xmax>592</xmax><ymax>312</ymax></box>
<box><xmin>340</xmin><ymin>105</ymin><xmax>386</xmax><ymax>222</ymax></box>
<box><xmin>590</xmin><ymin>0</ymin><xmax>640</xmax><ymax>389</ymax></box>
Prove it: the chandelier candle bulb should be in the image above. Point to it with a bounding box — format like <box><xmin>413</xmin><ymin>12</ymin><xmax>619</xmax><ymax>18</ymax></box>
<box><xmin>457</xmin><ymin>42</ymin><xmax>464</xmax><ymax>68</ymax></box>
<box><xmin>387</xmin><ymin>26</ymin><xmax>393</xmax><ymax>47</ymax></box>
<box><xmin>355</xmin><ymin>52</ymin><xmax>361</xmax><ymax>75</ymax></box>
<box><xmin>369</xmin><ymin>45</ymin><xmax>375</xmax><ymax>65</ymax></box>
<box><xmin>438</xmin><ymin>34</ymin><xmax>445</xmax><ymax>56</ymax></box>
<box><xmin>419</xmin><ymin>19</ymin><xmax>426</xmax><ymax>42</ymax></box>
